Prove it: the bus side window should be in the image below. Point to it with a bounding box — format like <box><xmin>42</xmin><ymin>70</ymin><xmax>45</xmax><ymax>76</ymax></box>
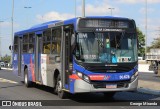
<box><xmin>43</xmin><ymin>29</ymin><xmax>52</xmax><ymax>54</ymax></box>
<box><xmin>23</xmin><ymin>34</ymin><xmax>29</xmax><ymax>53</ymax></box>
<box><xmin>13</xmin><ymin>36</ymin><xmax>18</xmax><ymax>53</ymax></box>
<box><xmin>43</xmin><ymin>43</ymin><xmax>51</xmax><ymax>54</ymax></box>
<box><xmin>51</xmin><ymin>28</ymin><xmax>61</xmax><ymax>54</ymax></box>
<box><xmin>28</xmin><ymin>33</ymin><xmax>35</xmax><ymax>53</ymax></box>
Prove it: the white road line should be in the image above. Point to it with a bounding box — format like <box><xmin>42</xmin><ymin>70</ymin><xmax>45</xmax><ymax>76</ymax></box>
<box><xmin>0</xmin><ymin>78</ymin><xmax>18</xmax><ymax>84</ymax></box>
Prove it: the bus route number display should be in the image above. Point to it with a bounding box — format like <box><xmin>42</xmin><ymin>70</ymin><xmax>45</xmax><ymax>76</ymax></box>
<box><xmin>79</xmin><ymin>19</ymin><xmax>130</xmax><ymax>28</ymax></box>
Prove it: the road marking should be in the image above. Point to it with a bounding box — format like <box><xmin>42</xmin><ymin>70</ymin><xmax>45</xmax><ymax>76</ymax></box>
<box><xmin>0</xmin><ymin>78</ymin><xmax>18</xmax><ymax>84</ymax></box>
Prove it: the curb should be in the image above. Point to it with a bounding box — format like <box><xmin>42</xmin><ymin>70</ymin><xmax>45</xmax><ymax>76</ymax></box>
<box><xmin>1</xmin><ymin>68</ymin><xmax>13</xmax><ymax>71</ymax></box>
<box><xmin>137</xmin><ymin>87</ymin><xmax>160</xmax><ymax>96</ymax></box>
<box><xmin>139</xmin><ymin>71</ymin><xmax>154</xmax><ymax>73</ymax></box>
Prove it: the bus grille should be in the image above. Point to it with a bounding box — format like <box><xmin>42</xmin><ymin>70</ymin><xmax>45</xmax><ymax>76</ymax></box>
<box><xmin>86</xmin><ymin>67</ymin><xmax>131</xmax><ymax>73</ymax></box>
<box><xmin>91</xmin><ymin>81</ymin><xmax>129</xmax><ymax>89</ymax></box>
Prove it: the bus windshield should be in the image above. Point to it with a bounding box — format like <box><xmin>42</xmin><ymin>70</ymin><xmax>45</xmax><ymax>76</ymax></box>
<box><xmin>74</xmin><ymin>32</ymin><xmax>137</xmax><ymax>63</ymax></box>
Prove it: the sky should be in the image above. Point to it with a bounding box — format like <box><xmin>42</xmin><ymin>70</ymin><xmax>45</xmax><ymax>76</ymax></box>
<box><xmin>0</xmin><ymin>0</ymin><xmax>160</xmax><ymax>56</ymax></box>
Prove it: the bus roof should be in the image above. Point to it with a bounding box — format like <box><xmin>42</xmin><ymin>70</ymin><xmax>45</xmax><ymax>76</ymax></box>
<box><xmin>15</xmin><ymin>16</ymin><xmax>132</xmax><ymax>36</ymax></box>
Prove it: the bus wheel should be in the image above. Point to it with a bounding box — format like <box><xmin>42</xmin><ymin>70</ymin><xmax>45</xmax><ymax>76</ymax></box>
<box><xmin>24</xmin><ymin>68</ymin><xmax>32</xmax><ymax>87</ymax></box>
<box><xmin>55</xmin><ymin>75</ymin><xmax>67</xmax><ymax>99</ymax></box>
<box><xmin>103</xmin><ymin>92</ymin><xmax>116</xmax><ymax>99</ymax></box>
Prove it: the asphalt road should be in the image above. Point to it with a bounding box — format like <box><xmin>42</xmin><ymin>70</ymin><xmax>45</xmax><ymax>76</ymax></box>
<box><xmin>139</xmin><ymin>72</ymin><xmax>160</xmax><ymax>82</ymax></box>
<box><xmin>0</xmin><ymin>69</ymin><xmax>160</xmax><ymax>109</ymax></box>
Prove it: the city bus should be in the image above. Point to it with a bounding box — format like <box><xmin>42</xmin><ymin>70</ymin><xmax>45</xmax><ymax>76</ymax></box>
<box><xmin>13</xmin><ymin>16</ymin><xmax>138</xmax><ymax>99</ymax></box>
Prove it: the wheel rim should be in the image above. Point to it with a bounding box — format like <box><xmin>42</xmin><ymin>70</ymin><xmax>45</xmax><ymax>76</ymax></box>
<box><xmin>25</xmin><ymin>73</ymin><xmax>27</xmax><ymax>84</ymax></box>
<box><xmin>57</xmin><ymin>80</ymin><xmax>62</xmax><ymax>93</ymax></box>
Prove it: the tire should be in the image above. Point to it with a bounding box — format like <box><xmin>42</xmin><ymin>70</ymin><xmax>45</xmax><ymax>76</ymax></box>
<box><xmin>103</xmin><ymin>92</ymin><xmax>116</xmax><ymax>98</ymax></box>
<box><xmin>55</xmin><ymin>75</ymin><xmax>67</xmax><ymax>99</ymax></box>
<box><xmin>24</xmin><ymin>68</ymin><xmax>32</xmax><ymax>87</ymax></box>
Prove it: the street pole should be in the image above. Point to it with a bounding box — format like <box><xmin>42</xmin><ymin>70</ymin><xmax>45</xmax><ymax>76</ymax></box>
<box><xmin>108</xmin><ymin>8</ymin><xmax>114</xmax><ymax>16</ymax></box>
<box><xmin>0</xmin><ymin>21</ymin><xmax>4</xmax><ymax>61</ymax></box>
<box><xmin>11</xmin><ymin>0</ymin><xmax>14</xmax><ymax>65</ymax></box>
<box><xmin>145</xmin><ymin>0</ymin><xmax>148</xmax><ymax>59</ymax></box>
<box><xmin>0</xmin><ymin>37</ymin><xmax>1</xmax><ymax>61</ymax></box>
<box><xmin>82</xmin><ymin>0</ymin><xmax>85</xmax><ymax>17</ymax></box>
<box><xmin>75</xmin><ymin>0</ymin><xmax>77</xmax><ymax>17</ymax></box>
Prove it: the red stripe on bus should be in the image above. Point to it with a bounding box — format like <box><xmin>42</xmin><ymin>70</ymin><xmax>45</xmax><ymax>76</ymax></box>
<box><xmin>30</xmin><ymin>57</ymin><xmax>35</xmax><ymax>82</ymax></box>
<box><xmin>89</xmin><ymin>75</ymin><xmax>105</xmax><ymax>80</ymax></box>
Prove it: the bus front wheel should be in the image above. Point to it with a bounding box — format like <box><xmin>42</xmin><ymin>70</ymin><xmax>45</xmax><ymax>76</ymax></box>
<box><xmin>24</xmin><ymin>68</ymin><xmax>32</xmax><ymax>87</ymax></box>
<box><xmin>55</xmin><ymin>75</ymin><xmax>67</xmax><ymax>99</ymax></box>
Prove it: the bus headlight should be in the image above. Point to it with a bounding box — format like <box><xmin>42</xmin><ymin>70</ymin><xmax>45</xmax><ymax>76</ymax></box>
<box><xmin>77</xmin><ymin>72</ymin><xmax>83</xmax><ymax>78</ymax></box>
<box><xmin>76</xmin><ymin>71</ymin><xmax>90</xmax><ymax>83</ymax></box>
<box><xmin>131</xmin><ymin>71</ymin><xmax>138</xmax><ymax>82</ymax></box>
<box><xmin>83</xmin><ymin>75</ymin><xmax>90</xmax><ymax>83</ymax></box>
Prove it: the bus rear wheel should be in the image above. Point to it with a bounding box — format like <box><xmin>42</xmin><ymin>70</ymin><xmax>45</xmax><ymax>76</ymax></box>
<box><xmin>55</xmin><ymin>75</ymin><xmax>67</xmax><ymax>99</ymax></box>
<box><xmin>24</xmin><ymin>68</ymin><xmax>32</xmax><ymax>87</ymax></box>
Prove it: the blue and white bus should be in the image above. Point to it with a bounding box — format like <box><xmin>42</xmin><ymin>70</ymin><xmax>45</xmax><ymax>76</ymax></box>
<box><xmin>13</xmin><ymin>16</ymin><xmax>138</xmax><ymax>98</ymax></box>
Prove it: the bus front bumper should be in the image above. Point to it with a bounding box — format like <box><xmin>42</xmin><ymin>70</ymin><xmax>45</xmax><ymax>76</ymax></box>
<box><xmin>73</xmin><ymin>77</ymin><xmax>138</xmax><ymax>93</ymax></box>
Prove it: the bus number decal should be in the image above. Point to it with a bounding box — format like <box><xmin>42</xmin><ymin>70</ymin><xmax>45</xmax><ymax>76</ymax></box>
<box><xmin>119</xmin><ymin>75</ymin><xmax>130</xmax><ymax>80</ymax></box>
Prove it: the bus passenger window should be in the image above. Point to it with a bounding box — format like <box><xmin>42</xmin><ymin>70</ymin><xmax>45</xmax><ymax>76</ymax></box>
<box><xmin>29</xmin><ymin>44</ymin><xmax>34</xmax><ymax>53</ymax></box>
<box><xmin>51</xmin><ymin>28</ymin><xmax>61</xmax><ymax>54</ymax></box>
<box><xmin>51</xmin><ymin>43</ymin><xmax>57</xmax><ymax>54</ymax></box>
<box><xmin>43</xmin><ymin>29</ymin><xmax>52</xmax><ymax>54</ymax></box>
<box><xmin>23</xmin><ymin>34</ymin><xmax>29</xmax><ymax>53</ymax></box>
<box><xmin>57</xmin><ymin>42</ymin><xmax>61</xmax><ymax>54</ymax></box>
<box><xmin>23</xmin><ymin>44</ymin><xmax>28</xmax><ymax>53</ymax></box>
<box><xmin>28</xmin><ymin>33</ymin><xmax>35</xmax><ymax>53</ymax></box>
<box><xmin>43</xmin><ymin>43</ymin><xmax>51</xmax><ymax>54</ymax></box>
<box><xmin>13</xmin><ymin>36</ymin><xmax>18</xmax><ymax>53</ymax></box>
<box><xmin>14</xmin><ymin>45</ymin><xmax>18</xmax><ymax>53</ymax></box>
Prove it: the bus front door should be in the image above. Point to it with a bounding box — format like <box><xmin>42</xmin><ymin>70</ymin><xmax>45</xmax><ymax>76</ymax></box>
<box><xmin>62</xmin><ymin>25</ymin><xmax>73</xmax><ymax>90</ymax></box>
<box><xmin>34</xmin><ymin>33</ymin><xmax>43</xmax><ymax>83</ymax></box>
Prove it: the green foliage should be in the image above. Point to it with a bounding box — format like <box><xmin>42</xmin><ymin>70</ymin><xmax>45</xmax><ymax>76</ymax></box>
<box><xmin>137</xmin><ymin>28</ymin><xmax>145</xmax><ymax>56</ymax></box>
<box><xmin>150</xmin><ymin>37</ymin><xmax>160</xmax><ymax>48</ymax></box>
<box><xmin>1</xmin><ymin>54</ymin><xmax>11</xmax><ymax>63</ymax></box>
<box><xmin>147</xmin><ymin>37</ymin><xmax>160</xmax><ymax>52</ymax></box>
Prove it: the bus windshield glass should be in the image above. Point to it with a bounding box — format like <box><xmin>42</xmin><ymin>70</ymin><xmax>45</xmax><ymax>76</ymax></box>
<box><xmin>74</xmin><ymin>32</ymin><xmax>137</xmax><ymax>63</ymax></box>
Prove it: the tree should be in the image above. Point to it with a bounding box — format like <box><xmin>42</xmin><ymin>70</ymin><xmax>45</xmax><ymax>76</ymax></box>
<box><xmin>137</xmin><ymin>28</ymin><xmax>145</xmax><ymax>56</ymax></box>
<box><xmin>146</xmin><ymin>36</ymin><xmax>160</xmax><ymax>53</ymax></box>
<box><xmin>1</xmin><ymin>54</ymin><xmax>11</xmax><ymax>63</ymax></box>
<box><xmin>150</xmin><ymin>37</ymin><xmax>160</xmax><ymax>48</ymax></box>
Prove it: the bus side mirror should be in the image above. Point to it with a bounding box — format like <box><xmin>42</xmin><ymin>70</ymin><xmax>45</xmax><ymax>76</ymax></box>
<box><xmin>9</xmin><ymin>45</ymin><xmax>12</xmax><ymax>50</ymax></box>
<box><xmin>55</xmin><ymin>56</ymin><xmax>60</xmax><ymax>63</ymax></box>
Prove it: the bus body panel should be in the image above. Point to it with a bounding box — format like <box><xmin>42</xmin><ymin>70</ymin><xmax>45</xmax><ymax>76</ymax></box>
<box><xmin>73</xmin><ymin>77</ymin><xmax>138</xmax><ymax>93</ymax></box>
<box><xmin>68</xmin><ymin>62</ymin><xmax>138</xmax><ymax>93</ymax></box>
<box><xmin>22</xmin><ymin>54</ymin><xmax>36</xmax><ymax>82</ymax></box>
<box><xmin>73</xmin><ymin>62</ymin><xmax>137</xmax><ymax>81</ymax></box>
<box><xmin>41</xmin><ymin>54</ymin><xmax>61</xmax><ymax>87</ymax></box>
<box><xmin>13</xmin><ymin>53</ymin><xmax>61</xmax><ymax>87</ymax></box>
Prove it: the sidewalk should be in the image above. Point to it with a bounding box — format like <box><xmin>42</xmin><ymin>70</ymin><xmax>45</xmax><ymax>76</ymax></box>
<box><xmin>138</xmin><ymin>64</ymin><xmax>154</xmax><ymax>73</ymax></box>
<box><xmin>137</xmin><ymin>61</ymin><xmax>160</xmax><ymax>95</ymax></box>
<box><xmin>138</xmin><ymin>78</ymin><xmax>160</xmax><ymax>96</ymax></box>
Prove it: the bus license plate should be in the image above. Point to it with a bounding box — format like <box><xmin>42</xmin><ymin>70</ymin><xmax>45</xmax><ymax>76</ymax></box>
<box><xmin>106</xmin><ymin>84</ymin><xmax>117</xmax><ymax>89</ymax></box>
